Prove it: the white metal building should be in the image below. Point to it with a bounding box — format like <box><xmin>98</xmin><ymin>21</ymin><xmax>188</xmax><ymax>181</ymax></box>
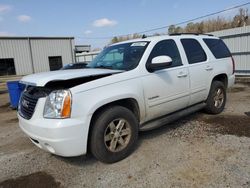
<box><xmin>76</xmin><ymin>51</ymin><xmax>100</xmax><ymax>62</ymax></box>
<box><xmin>0</xmin><ymin>36</ymin><xmax>75</xmax><ymax>76</ymax></box>
<box><xmin>211</xmin><ymin>26</ymin><xmax>250</xmax><ymax>75</ymax></box>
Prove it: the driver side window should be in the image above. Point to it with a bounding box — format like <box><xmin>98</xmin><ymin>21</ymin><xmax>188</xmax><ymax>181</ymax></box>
<box><xmin>147</xmin><ymin>40</ymin><xmax>182</xmax><ymax>68</ymax></box>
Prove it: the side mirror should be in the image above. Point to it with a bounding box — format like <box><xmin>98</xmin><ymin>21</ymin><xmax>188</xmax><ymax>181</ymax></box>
<box><xmin>148</xmin><ymin>55</ymin><xmax>172</xmax><ymax>72</ymax></box>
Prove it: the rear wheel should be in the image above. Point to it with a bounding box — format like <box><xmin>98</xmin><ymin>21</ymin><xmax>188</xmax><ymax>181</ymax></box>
<box><xmin>90</xmin><ymin>106</ymin><xmax>138</xmax><ymax>163</ymax></box>
<box><xmin>204</xmin><ymin>81</ymin><xmax>226</xmax><ymax>114</ymax></box>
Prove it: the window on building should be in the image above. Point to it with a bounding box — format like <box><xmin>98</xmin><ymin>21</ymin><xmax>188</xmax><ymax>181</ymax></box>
<box><xmin>147</xmin><ymin>39</ymin><xmax>182</xmax><ymax>68</ymax></box>
<box><xmin>203</xmin><ymin>39</ymin><xmax>231</xmax><ymax>59</ymax></box>
<box><xmin>181</xmin><ymin>39</ymin><xmax>207</xmax><ymax>64</ymax></box>
<box><xmin>0</xmin><ymin>58</ymin><xmax>16</xmax><ymax>76</ymax></box>
<box><xmin>48</xmin><ymin>56</ymin><xmax>63</xmax><ymax>71</ymax></box>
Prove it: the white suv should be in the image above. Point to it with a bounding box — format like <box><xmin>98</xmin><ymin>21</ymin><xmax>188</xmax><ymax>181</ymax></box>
<box><xmin>18</xmin><ymin>34</ymin><xmax>235</xmax><ymax>163</ymax></box>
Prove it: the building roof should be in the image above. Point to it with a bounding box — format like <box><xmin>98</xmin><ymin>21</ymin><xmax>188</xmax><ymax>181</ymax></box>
<box><xmin>0</xmin><ymin>36</ymin><xmax>74</xmax><ymax>40</ymax></box>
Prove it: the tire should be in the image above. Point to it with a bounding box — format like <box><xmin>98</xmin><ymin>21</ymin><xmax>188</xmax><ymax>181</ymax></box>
<box><xmin>90</xmin><ymin>106</ymin><xmax>138</xmax><ymax>163</ymax></box>
<box><xmin>204</xmin><ymin>81</ymin><xmax>226</xmax><ymax>114</ymax></box>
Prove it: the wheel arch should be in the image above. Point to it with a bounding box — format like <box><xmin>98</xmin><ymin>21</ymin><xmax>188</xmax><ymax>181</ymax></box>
<box><xmin>87</xmin><ymin>98</ymin><xmax>140</xmax><ymax>152</ymax></box>
<box><xmin>91</xmin><ymin>98</ymin><xmax>140</xmax><ymax>122</ymax></box>
<box><xmin>211</xmin><ymin>73</ymin><xmax>228</xmax><ymax>88</ymax></box>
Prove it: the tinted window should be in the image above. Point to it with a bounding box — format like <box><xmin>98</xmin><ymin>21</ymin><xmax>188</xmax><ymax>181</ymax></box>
<box><xmin>147</xmin><ymin>40</ymin><xmax>182</xmax><ymax>68</ymax></box>
<box><xmin>181</xmin><ymin>39</ymin><xmax>207</xmax><ymax>64</ymax></box>
<box><xmin>203</xmin><ymin>39</ymin><xmax>231</xmax><ymax>59</ymax></box>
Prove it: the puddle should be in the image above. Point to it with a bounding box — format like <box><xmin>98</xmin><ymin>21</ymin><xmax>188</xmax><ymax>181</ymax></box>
<box><xmin>228</xmin><ymin>87</ymin><xmax>246</xmax><ymax>93</ymax></box>
<box><xmin>203</xmin><ymin>115</ymin><xmax>250</xmax><ymax>137</ymax></box>
<box><xmin>0</xmin><ymin>172</ymin><xmax>61</xmax><ymax>188</ymax></box>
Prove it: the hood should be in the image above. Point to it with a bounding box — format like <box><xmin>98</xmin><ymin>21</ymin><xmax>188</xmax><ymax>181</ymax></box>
<box><xmin>20</xmin><ymin>68</ymin><xmax>123</xmax><ymax>87</ymax></box>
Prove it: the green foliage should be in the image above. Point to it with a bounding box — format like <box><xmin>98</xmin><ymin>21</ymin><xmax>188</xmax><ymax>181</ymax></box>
<box><xmin>110</xmin><ymin>33</ymin><xmax>142</xmax><ymax>44</ymax></box>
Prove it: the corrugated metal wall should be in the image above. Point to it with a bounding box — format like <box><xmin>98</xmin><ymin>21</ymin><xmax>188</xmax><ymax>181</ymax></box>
<box><xmin>0</xmin><ymin>39</ymin><xmax>33</xmax><ymax>75</ymax></box>
<box><xmin>30</xmin><ymin>39</ymin><xmax>74</xmax><ymax>73</ymax></box>
<box><xmin>211</xmin><ymin>26</ymin><xmax>250</xmax><ymax>75</ymax></box>
<box><xmin>76</xmin><ymin>51</ymin><xmax>100</xmax><ymax>62</ymax></box>
<box><xmin>0</xmin><ymin>37</ymin><xmax>74</xmax><ymax>75</ymax></box>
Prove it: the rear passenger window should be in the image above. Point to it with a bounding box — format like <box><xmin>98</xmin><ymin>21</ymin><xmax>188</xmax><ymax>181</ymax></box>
<box><xmin>203</xmin><ymin>39</ymin><xmax>231</xmax><ymax>59</ymax></box>
<box><xmin>147</xmin><ymin>39</ymin><xmax>182</xmax><ymax>68</ymax></box>
<box><xmin>181</xmin><ymin>39</ymin><xmax>207</xmax><ymax>64</ymax></box>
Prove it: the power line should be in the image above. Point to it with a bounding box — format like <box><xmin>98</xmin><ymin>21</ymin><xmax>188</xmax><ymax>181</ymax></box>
<box><xmin>76</xmin><ymin>1</ymin><xmax>250</xmax><ymax>40</ymax></box>
<box><xmin>137</xmin><ymin>1</ymin><xmax>250</xmax><ymax>34</ymax></box>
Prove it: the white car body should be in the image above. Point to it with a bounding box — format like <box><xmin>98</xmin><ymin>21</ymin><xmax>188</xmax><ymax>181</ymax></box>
<box><xmin>18</xmin><ymin>34</ymin><xmax>235</xmax><ymax>157</ymax></box>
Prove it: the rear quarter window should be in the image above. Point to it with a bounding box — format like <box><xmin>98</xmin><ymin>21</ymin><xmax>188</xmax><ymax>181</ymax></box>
<box><xmin>203</xmin><ymin>39</ymin><xmax>231</xmax><ymax>59</ymax></box>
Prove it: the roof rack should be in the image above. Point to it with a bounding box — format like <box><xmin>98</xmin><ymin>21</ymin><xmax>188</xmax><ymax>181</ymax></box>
<box><xmin>169</xmin><ymin>33</ymin><xmax>214</xmax><ymax>36</ymax></box>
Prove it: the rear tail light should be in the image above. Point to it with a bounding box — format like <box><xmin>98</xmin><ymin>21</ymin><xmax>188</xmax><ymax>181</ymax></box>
<box><xmin>231</xmin><ymin>56</ymin><xmax>235</xmax><ymax>74</ymax></box>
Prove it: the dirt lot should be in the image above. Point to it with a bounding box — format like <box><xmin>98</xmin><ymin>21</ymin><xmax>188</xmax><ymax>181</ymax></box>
<box><xmin>0</xmin><ymin>83</ymin><xmax>249</xmax><ymax>188</ymax></box>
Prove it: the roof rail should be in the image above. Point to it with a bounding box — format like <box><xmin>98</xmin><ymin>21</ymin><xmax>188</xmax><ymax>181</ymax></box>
<box><xmin>169</xmin><ymin>33</ymin><xmax>214</xmax><ymax>36</ymax></box>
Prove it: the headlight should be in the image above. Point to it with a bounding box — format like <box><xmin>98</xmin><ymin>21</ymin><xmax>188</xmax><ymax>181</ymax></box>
<box><xmin>43</xmin><ymin>90</ymin><xmax>72</xmax><ymax>119</ymax></box>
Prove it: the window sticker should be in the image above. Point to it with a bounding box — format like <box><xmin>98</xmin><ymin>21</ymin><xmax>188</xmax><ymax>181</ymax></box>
<box><xmin>131</xmin><ymin>42</ymin><xmax>147</xmax><ymax>47</ymax></box>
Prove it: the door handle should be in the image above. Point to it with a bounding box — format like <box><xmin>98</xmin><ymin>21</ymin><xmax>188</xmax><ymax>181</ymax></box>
<box><xmin>205</xmin><ymin>66</ymin><xmax>213</xmax><ymax>71</ymax></box>
<box><xmin>177</xmin><ymin>72</ymin><xmax>188</xmax><ymax>78</ymax></box>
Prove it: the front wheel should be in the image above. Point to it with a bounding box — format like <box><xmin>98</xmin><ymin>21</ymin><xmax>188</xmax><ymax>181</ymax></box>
<box><xmin>204</xmin><ymin>81</ymin><xmax>226</xmax><ymax>114</ymax></box>
<box><xmin>90</xmin><ymin>106</ymin><xmax>138</xmax><ymax>163</ymax></box>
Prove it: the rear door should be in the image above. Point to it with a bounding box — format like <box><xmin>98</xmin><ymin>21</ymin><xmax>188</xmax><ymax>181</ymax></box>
<box><xmin>181</xmin><ymin>38</ymin><xmax>212</xmax><ymax>105</ymax></box>
<box><xmin>142</xmin><ymin>39</ymin><xmax>190</xmax><ymax>121</ymax></box>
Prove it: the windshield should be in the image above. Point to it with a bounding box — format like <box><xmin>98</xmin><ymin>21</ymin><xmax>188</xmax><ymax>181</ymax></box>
<box><xmin>86</xmin><ymin>41</ymin><xmax>149</xmax><ymax>71</ymax></box>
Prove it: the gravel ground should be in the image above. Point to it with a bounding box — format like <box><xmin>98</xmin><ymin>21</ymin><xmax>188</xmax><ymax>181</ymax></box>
<box><xmin>0</xmin><ymin>83</ymin><xmax>249</xmax><ymax>188</ymax></box>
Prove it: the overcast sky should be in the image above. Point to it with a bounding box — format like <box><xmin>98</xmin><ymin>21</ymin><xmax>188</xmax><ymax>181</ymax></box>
<box><xmin>0</xmin><ymin>0</ymin><xmax>249</xmax><ymax>48</ymax></box>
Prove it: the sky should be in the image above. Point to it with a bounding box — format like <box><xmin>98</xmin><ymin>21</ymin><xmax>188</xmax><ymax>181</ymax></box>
<box><xmin>0</xmin><ymin>0</ymin><xmax>249</xmax><ymax>48</ymax></box>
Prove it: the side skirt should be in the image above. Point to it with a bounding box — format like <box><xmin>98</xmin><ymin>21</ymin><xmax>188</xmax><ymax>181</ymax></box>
<box><xmin>139</xmin><ymin>103</ymin><xmax>206</xmax><ymax>131</ymax></box>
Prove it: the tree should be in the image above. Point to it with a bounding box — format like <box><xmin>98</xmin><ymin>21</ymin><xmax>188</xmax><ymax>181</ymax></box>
<box><xmin>197</xmin><ymin>22</ymin><xmax>204</xmax><ymax>33</ymax></box>
<box><xmin>168</xmin><ymin>25</ymin><xmax>176</xmax><ymax>34</ymax></box>
<box><xmin>232</xmin><ymin>8</ymin><xmax>248</xmax><ymax>27</ymax></box>
<box><xmin>110</xmin><ymin>33</ymin><xmax>142</xmax><ymax>44</ymax></box>
<box><xmin>186</xmin><ymin>22</ymin><xmax>195</xmax><ymax>33</ymax></box>
<box><xmin>111</xmin><ymin>36</ymin><xmax>119</xmax><ymax>44</ymax></box>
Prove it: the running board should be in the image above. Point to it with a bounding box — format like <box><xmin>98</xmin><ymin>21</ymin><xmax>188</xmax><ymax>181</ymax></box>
<box><xmin>139</xmin><ymin>103</ymin><xmax>206</xmax><ymax>131</ymax></box>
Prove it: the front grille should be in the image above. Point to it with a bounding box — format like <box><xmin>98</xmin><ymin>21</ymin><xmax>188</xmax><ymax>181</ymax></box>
<box><xmin>19</xmin><ymin>92</ymin><xmax>39</xmax><ymax>119</ymax></box>
<box><xmin>19</xmin><ymin>86</ymin><xmax>51</xmax><ymax>120</ymax></box>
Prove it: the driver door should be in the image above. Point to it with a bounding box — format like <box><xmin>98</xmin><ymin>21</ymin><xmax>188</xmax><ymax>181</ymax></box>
<box><xmin>142</xmin><ymin>39</ymin><xmax>190</xmax><ymax>121</ymax></box>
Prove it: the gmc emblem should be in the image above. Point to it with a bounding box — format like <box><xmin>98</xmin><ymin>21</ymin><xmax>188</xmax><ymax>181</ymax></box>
<box><xmin>22</xmin><ymin>99</ymin><xmax>29</xmax><ymax>108</ymax></box>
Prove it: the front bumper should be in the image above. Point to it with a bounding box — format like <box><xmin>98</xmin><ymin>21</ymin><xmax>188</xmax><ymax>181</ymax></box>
<box><xmin>18</xmin><ymin>99</ymin><xmax>91</xmax><ymax>157</ymax></box>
